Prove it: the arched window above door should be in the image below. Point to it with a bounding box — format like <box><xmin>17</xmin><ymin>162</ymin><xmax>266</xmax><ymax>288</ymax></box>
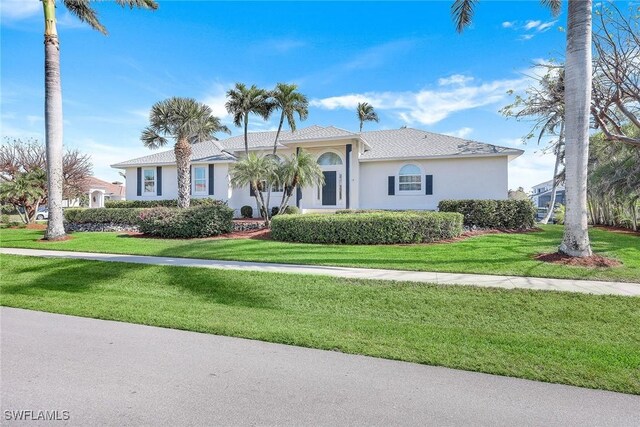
<box><xmin>317</xmin><ymin>152</ymin><xmax>343</xmax><ymax>165</ymax></box>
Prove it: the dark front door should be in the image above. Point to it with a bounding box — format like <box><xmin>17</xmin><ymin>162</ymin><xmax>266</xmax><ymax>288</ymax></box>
<box><xmin>322</xmin><ymin>171</ymin><xmax>337</xmax><ymax>206</ymax></box>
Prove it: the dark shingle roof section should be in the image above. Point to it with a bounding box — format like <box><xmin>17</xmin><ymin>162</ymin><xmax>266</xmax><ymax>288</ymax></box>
<box><xmin>359</xmin><ymin>128</ymin><xmax>523</xmax><ymax>160</ymax></box>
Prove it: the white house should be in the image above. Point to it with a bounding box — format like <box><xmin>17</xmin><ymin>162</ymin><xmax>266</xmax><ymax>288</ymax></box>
<box><xmin>112</xmin><ymin>125</ymin><xmax>523</xmax><ymax>216</ymax></box>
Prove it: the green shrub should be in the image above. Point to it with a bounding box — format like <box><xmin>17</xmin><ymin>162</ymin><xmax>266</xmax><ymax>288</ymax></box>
<box><xmin>438</xmin><ymin>199</ymin><xmax>536</xmax><ymax>229</ymax></box>
<box><xmin>1</xmin><ymin>205</ymin><xmax>16</xmax><ymax>215</ymax></box>
<box><xmin>282</xmin><ymin>206</ymin><xmax>300</xmax><ymax>215</ymax></box>
<box><xmin>271</xmin><ymin>211</ymin><xmax>463</xmax><ymax>244</ymax></box>
<box><xmin>138</xmin><ymin>205</ymin><xmax>233</xmax><ymax>238</ymax></box>
<box><xmin>63</xmin><ymin>208</ymin><xmax>144</xmax><ymax>225</ymax></box>
<box><xmin>240</xmin><ymin>205</ymin><xmax>253</xmax><ymax>218</ymax></box>
<box><xmin>104</xmin><ymin>199</ymin><xmax>225</xmax><ymax>208</ymax></box>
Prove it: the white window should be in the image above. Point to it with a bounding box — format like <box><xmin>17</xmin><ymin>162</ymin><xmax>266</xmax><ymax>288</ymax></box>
<box><xmin>398</xmin><ymin>164</ymin><xmax>421</xmax><ymax>192</ymax></box>
<box><xmin>317</xmin><ymin>152</ymin><xmax>343</xmax><ymax>165</ymax></box>
<box><xmin>193</xmin><ymin>166</ymin><xmax>207</xmax><ymax>194</ymax></box>
<box><xmin>143</xmin><ymin>168</ymin><xmax>156</xmax><ymax>195</ymax></box>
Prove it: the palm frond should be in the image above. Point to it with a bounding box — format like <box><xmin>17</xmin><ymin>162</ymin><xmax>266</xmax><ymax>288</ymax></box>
<box><xmin>451</xmin><ymin>0</ymin><xmax>477</xmax><ymax>33</ymax></box>
<box><xmin>540</xmin><ymin>0</ymin><xmax>562</xmax><ymax>16</ymax></box>
<box><xmin>141</xmin><ymin>127</ymin><xmax>168</xmax><ymax>149</ymax></box>
<box><xmin>114</xmin><ymin>0</ymin><xmax>158</xmax><ymax>10</ymax></box>
<box><xmin>63</xmin><ymin>0</ymin><xmax>107</xmax><ymax>34</ymax></box>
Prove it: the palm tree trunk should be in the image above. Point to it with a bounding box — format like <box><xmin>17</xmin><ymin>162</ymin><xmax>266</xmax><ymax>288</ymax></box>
<box><xmin>559</xmin><ymin>0</ymin><xmax>593</xmax><ymax>257</ymax></box>
<box><xmin>175</xmin><ymin>138</ymin><xmax>191</xmax><ymax>208</ymax></box>
<box><xmin>359</xmin><ymin>120</ymin><xmax>363</xmax><ymax>132</ymax></box>
<box><xmin>266</xmin><ymin>112</ymin><xmax>286</xmax><ymax>220</ymax></box>
<box><xmin>541</xmin><ymin>124</ymin><xmax>564</xmax><ymax>225</ymax></box>
<box><xmin>243</xmin><ymin>114</ymin><xmax>249</xmax><ymax>155</ymax></box>
<box><xmin>43</xmin><ymin>0</ymin><xmax>66</xmax><ymax>240</ymax></box>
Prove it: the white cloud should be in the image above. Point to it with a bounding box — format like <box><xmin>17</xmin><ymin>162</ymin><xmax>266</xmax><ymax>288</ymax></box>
<box><xmin>537</xmin><ymin>20</ymin><xmax>557</xmax><ymax>32</ymax></box>
<box><xmin>438</xmin><ymin>74</ymin><xmax>474</xmax><ymax>86</ymax></box>
<box><xmin>0</xmin><ymin>0</ymin><xmax>40</xmax><ymax>20</ymax></box>
<box><xmin>524</xmin><ymin>20</ymin><xmax>542</xmax><ymax>30</ymax></box>
<box><xmin>202</xmin><ymin>82</ymin><xmax>232</xmax><ymax>121</ymax></box>
<box><xmin>444</xmin><ymin>127</ymin><xmax>473</xmax><ymax>139</ymax></box>
<box><xmin>311</xmin><ymin>74</ymin><xmax>530</xmax><ymax>126</ymax></box>
<box><xmin>501</xmin><ymin>21</ymin><xmax>515</xmax><ymax>28</ymax></box>
<box><xmin>508</xmin><ymin>150</ymin><xmax>557</xmax><ymax>192</ymax></box>
<box><xmin>519</xmin><ymin>34</ymin><xmax>535</xmax><ymax>41</ymax></box>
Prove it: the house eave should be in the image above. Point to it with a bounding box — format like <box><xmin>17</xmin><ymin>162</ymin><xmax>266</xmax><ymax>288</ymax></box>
<box><xmin>358</xmin><ymin>151</ymin><xmax>524</xmax><ymax>163</ymax></box>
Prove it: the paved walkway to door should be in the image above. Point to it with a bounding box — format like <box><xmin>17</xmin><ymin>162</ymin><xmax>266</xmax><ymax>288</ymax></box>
<box><xmin>3</xmin><ymin>247</ymin><xmax>639</xmax><ymax>296</ymax></box>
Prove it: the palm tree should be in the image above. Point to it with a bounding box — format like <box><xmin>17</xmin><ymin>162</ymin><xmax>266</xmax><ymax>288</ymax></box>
<box><xmin>41</xmin><ymin>0</ymin><xmax>157</xmax><ymax>240</ymax></box>
<box><xmin>276</xmin><ymin>149</ymin><xmax>325</xmax><ymax>213</ymax></box>
<box><xmin>271</xmin><ymin>83</ymin><xmax>309</xmax><ymax>155</ymax></box>
<box><xmin>141</xmin><ymin>97</ymin><xmax>230</xmax><ymax>208</ymax></box>
<box><xmin>452</xmin><ymin>0</ymin><xmax>593</xmax><ymax>257</ymax></box>
<box><xmin>356</xmin><ymin>102</ymin><xmax>379</xmax><ymax>132</ymax></box>
<box><xmin>225</xmin><ymin>84</ymin><xmax>274</xmax><ymax>155</ymax></box>
<box><xmin>229</xmin><ymin>152</ymin><xmax>278</xmax><ymax>224</ymax></box>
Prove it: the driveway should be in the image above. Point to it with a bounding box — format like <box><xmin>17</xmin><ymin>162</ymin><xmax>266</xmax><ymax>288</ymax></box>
<box><xmin>2</xmin><ymin>307</ymin><xmax>639</xmax><ymax>426</ymax></box>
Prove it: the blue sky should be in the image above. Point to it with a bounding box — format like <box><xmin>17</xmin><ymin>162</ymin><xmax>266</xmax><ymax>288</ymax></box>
<box><xmin>1</xmin><ymin>0</ymin><xmax>572</xmax><ymax>191</ymax></box>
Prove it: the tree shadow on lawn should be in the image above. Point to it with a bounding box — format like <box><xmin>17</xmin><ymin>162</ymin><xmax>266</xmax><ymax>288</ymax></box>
<box><xmin>2</xmin><ymin>256</ymin><xmax>278</xmax><ymax>311</ymax></box>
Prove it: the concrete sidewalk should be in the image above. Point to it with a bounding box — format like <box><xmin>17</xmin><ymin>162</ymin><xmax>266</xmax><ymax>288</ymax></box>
<box><xmin>3</xmin><ymin>247</ymin><xmax>639</xmax><ymax>296</ymax></box>
<box><xmin>2</xmin><ymin>307</ymin><xmax>639</xmax><ymax>426</ymax></box>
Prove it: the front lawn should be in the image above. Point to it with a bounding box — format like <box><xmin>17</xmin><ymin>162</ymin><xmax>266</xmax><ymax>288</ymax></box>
<box><xmin>2</xmin><ymin>254</ymin><xmax>639</xmax><ymax>394</ymax></box>
<box><xmin>1</xmin><ymin>225</ymin><xmax>639</xmax><ymax>282</ymax></box>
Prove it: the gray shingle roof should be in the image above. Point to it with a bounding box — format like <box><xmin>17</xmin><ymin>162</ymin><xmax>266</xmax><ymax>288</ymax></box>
<box><xmin>360</xmin><ymin>128</ymin><xmax>523</xmax><ymax>160</ymax></box>
<box><xmin>112</xmin><ymin>125</ymin><xmax>522</xmax><ymax>168</ymax></box>
<box><xmin>220</xmin><ymin>125</ymin><xmax>357</xmax><ymax>151</ymax></box>
<box><xmin>111</xmin><ymin>140</ymin><xmax>235</xmax><ymax>167</ymax></box>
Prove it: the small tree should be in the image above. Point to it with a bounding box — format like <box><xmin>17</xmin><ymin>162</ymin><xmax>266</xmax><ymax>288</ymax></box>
<box><xmin>225</xmin><ymin>84</ymin><xmax>274</xmax><ymax>155</ymax></box>
<box><xmin>0</xmin><ymin>169</ymin><xmax>46</xmax><ymax>224</ymax></box>
<box><xmin>229</xmin><ymin>153</ymin><xmax>278</xmax><ymax>225</ymax></box>
<box><xmin>356</xmin><ymin>102</ymin><xmax>379</xmax><ymax>132</ymax></box>
<box><xmin>275</xmin><ymin>149</ymin><xmax>324</xmax><ymax>214</ymax></box>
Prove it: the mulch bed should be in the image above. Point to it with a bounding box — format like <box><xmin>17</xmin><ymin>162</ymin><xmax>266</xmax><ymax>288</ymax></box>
<box><xmin>123</xmin><ymin>228</ymin><xmax>272</xmax><ymax>241</ymax></box>
<box><xmin>534</xmin><ymin>252</ymin><xmax>622</xmax><ymax>268</ymax></box>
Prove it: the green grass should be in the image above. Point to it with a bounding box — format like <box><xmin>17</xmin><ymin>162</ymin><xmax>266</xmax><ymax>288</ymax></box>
<box><xmin>1</xmin><ymin>225</ymin><xmax>639</xmax><ymax>282</ymax></box>
<box><xmin>2</xmin><ymin>254</ymin><xmax>638</xmax><ymax>394</ymax></box>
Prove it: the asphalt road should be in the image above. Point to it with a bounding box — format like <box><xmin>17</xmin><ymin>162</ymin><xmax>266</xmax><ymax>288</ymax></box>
<box><xmin>2</xmin><ymin>307</ymin><xmax>639</xmax><ymax>426</ymax></box>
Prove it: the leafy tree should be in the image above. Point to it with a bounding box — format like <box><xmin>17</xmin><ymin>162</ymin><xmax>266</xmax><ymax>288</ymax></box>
<box><xmin>41</xmin><ymin>0</ymin><xmax>157</xmax><ymax>240</ymax></box>
<box><xmin>225</xmin><ymin>84</ymin><xmax>274</xmax><ymax>155</ymax></box>
<box><xmin>452</xmin><ymin>0</ymin><xmax>594</xmax><ymax>257</ymax></box>
<box><xmin>0</xmin><ymin>138</ymin><xmax>92</xmax><ymax>223</ymax></box>
<box><xmin>357</xmin><ymin>102</ymin><xmax>379</xmax><ymax>132</ymax></box>
<box><xmin>270</xmin><ymin>83</ymin><xmax>309</xmax><ymax>155</ymax></box>
<box><xmin>501</xmin><ymin>65</ymin><xmax>565</xmax><ymax>224</ymax></box>
<box><xmin>0</xmin><ymin>169</ymin><xmax>46</xmax><ymax>224</ymax></box>
<box><xmin>141</xmin><ymin>97</ymin><xmax>230</xmax><ymax>208</ymax></box>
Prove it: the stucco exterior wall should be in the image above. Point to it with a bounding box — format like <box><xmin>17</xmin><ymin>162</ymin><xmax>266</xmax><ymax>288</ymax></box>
<box><xmin>358</xmin><ymin>156</ymin><xmax>509</xmax><ymax>211</ymax></box>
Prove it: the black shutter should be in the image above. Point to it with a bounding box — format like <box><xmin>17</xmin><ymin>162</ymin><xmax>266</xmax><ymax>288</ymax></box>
<box><xmin>156</xmin><ymin>166</ymin><xmax>162</xmax><ymax>196</ymax></box>
<box><xmin>388</xmin><ymin>176</ymin><xmax>395</xmax><ymax>195</ymax></box>
<box><xmin>136</xmin><ymin>167</ymin><xmax>142</xmax><ymax>196</ymax></box>
<box><xmin>208</xmin><ymin>164</ymin><xmax>215</xmax><ymax>195</ymax></box>
<box><xmin>425</xmin><ymin>175</ymin><xmax>433</xmax><ymax>195</ymax></box>
<box><xmin>250</xmin><ymin>184</ymin><xmax>256</xmax><ymax>197</ymax></box>
<box><xmin>189</xmin><ymin>166</ymin><xmax>192</xmax><ymax>195</ymax></box>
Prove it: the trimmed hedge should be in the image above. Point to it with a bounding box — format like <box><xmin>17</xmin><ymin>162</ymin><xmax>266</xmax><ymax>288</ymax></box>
<box><xmin>104</xmin><ymin>199</ymin><xmax>225</xmax><ymax>208</ymax></box>
<box><xmin>271</xmin><ymin>211</ymin><xmax>463</xmax><ymax>244</ymax></box>
<box><xmin>271</xmin><ymin>206</ymin><xmax>301</xmax><ymax>216</ymax></box>
<box><xmin>63</xmin><ymin>208</ymin><xmax>144</xmax><ymax>225</ymax></box>
<box><xmin>138</xmin><ymin>205</ymin><xmax>233</xmax><ymax>238</ymax></box>
<box><xmin>438</xmin><ymin>199</ymin><xmax>536</xmax><ymax>229</ymax></box>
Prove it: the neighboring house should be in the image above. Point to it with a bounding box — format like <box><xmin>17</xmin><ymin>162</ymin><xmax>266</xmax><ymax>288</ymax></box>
<box><xmin>531</xmin><ymin>179</ymin><xmax>566</xmax><ymax>209</ymax></box>
<box><xmin>64</xmin><ymin>177</ymin><xmax>126</xmax><ymax>208</ymax></box>
<box><xmin>112</xmin><ymin>125</ymin><xmax>523</xmax><ymax>216</ymax></box>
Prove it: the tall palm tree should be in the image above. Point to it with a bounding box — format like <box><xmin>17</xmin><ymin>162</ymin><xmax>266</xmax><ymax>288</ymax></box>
<box><xmin>225</xmin><ymin>83</ymin><xmax>274</xmax><ymax>155</ymax></box>
<box><xmin>271</xmin><ymin>83</ymin><xmax>309</xmax><ymax>155</ymax></box>
<box><xmin>357</xmin><ymin>102</ymin><xmax>379</xmax><ymax>132</ymax></box>
<box><xmin>452</xmin><ymin>0</ymin><xmax>593</xmax><ymax>257</ymax></box>
<box><xmin>41</xmin><ymin>0</ymin><xmax>157</xmax><ymax>240</ymax></box>
<box><xmin>141</xmin><ymin>97</ymin><xmax>230</xmax><ymax>208</ymax></box>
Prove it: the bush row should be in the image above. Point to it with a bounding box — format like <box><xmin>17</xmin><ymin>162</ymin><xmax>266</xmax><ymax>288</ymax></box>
<box><xmin>138</xmin><ymin>205</ymin><xmax>233</xmax><ymax>238</ymax></box>
<box><xmin>64</xmin><ymin>208</ymin><xmax>145</xmax><ymax>225</ymax></box>
<box><xmin>104</xmin><ymin>198</ymin><xmax>225</xmax><ymax>209</ymax></box>
<box><xmin>271</xmin><ymin>211</ymin><xmax>463</xmax><ymax>244</ymax></box>
<box><xmin>438</xmin><ymin>199</ymin><xmax>536</xmax><ymax>229</ymax></box>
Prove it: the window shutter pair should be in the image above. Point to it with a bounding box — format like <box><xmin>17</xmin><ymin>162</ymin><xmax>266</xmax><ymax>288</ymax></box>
<box><xmin>387</xmin><ymin>174</ymin><xmax>433</xmax><ymax>195</ymax></box>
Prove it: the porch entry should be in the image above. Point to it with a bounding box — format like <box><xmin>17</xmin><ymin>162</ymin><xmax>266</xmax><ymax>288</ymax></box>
<box><xmin>322</xmin><ymin>171</ymin><xmax>337</xmax><ymax>206</ymax></box>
